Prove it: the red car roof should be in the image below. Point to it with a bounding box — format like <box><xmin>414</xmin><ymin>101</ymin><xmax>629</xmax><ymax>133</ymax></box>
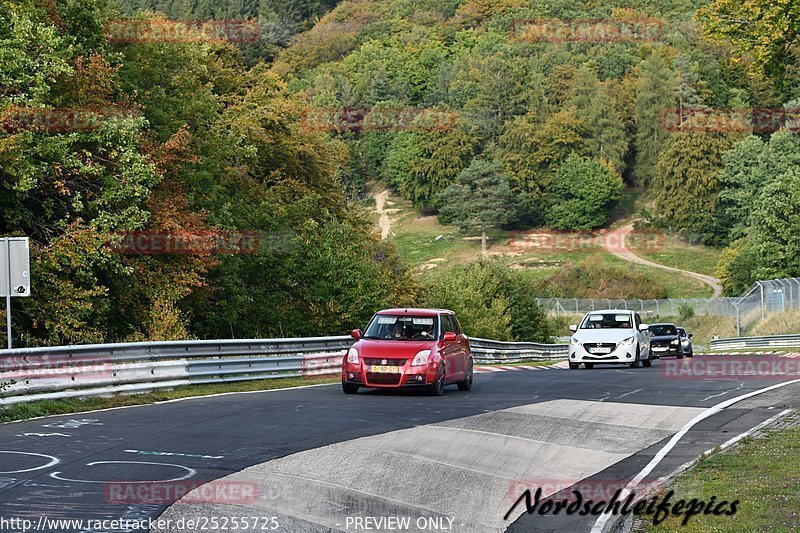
<box><xmin>376</xmin><ymin>308</ymin><xmax>453</xmax><ymax>317</ymax></box>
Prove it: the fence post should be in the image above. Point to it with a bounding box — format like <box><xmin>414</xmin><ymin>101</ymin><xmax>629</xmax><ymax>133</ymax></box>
<box><xmin>655</xmin><ymin>299</ymin><xmax>659</xmax><ymax>315</ymax></box>
<box><xmin>736</xmin><ymin>304</ymin><xmax>741</xmax><ymax>336</ymax></box>
<box><xmin>575</xmin><ymin>298</ymin><xmax>579</xmax><ymax>314</ymax></box>
<box><xmin>760</xmin><ymin>282</ymin><xmax>765</xmax><ymax>320</ymax></box>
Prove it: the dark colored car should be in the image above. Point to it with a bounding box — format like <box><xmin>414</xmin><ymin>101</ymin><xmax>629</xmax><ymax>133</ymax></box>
<box><xmin>341</xmin><ymin>308</ymin><xmax>473</xmax><ymax>395</ymax></box>
<box><xmin>648</xmin><ymin>323</ymin><xmax>683</xmax><ymax>359</ymax></box>
<box><xmin>677</xmin><ymin>327</ymin><xmax>694</xmax><ymax>357</ymax></box>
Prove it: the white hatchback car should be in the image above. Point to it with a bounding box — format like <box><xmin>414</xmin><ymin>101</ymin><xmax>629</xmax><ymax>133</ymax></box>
<box><xmin>568</xmin><ymin>310</ymin><xmax>652</xmax><ymax>369</ymax></box>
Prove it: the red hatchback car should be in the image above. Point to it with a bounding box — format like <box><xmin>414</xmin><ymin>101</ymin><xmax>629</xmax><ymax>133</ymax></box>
<box><xmin>341</xmin><ymin>308</ymin><xmax>473</xmax><ymax>395</ymax></box>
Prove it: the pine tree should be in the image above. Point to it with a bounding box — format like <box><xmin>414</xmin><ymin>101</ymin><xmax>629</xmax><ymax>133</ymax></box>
<box><xmin>583</xmin><ymin>85</ymin><xmax>629</xmax><ymax>173</ymax></box>
<box><xmin>438</xmin><ymin>160</ymin><xmax>517</xmax><ymax>255</ymax></box>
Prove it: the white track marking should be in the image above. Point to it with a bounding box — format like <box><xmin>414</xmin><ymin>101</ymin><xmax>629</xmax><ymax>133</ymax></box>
<box><xmin>49</xmin><ymin>461</ymin><xmax>196</xmax><ymax>484</ymax></box>
<box><xmin>0</xmin><ymin>451</ymin><xmax>59</xmax><ymax>474</ymax></box>
<box><xmin>591</xmin><ymin>378</ymin><xmax>800</xmax><ymax>533</ymax></box>
<box><xmin>701</xmin><ymin>382</ymin><xmax>744</xmax><ymax>402</ymax></box>
<box><xmin>614</xmin><ymin>388</ymin><xmax>643</xmax><ymax>400</ymax></box>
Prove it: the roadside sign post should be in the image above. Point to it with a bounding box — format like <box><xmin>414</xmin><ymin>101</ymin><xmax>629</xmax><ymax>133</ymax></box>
<box><xmin>0</xmin><ymin>237</ymin><xmax>31</xmax><ymax>349</ymax></box>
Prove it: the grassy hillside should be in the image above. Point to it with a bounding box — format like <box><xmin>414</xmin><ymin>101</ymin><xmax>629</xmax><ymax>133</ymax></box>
<box><xmin>371</xmin><ymin>189</ymin><xmax>715</xmax><ymax>299</ymax></box>
<box><xmin>627</xmin><ymin>233</ymin><xmax>723</xmax><ymax>278</ymax></box>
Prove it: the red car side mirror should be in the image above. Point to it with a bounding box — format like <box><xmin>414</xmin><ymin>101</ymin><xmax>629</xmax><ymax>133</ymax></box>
<box><xmin>351</xmin><ymin>329</ymin><xmax>361</xmax><ymax>340</ymax></box>
<box><xmin>442</xmin><ymin>332</ymin><xmax>457</xmax><ymax>342</ymax></box>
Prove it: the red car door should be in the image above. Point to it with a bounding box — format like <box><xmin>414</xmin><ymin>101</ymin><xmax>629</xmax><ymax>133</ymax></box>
<box><xmin>453</xmin><ymin>315</ymin><xmax>469</xmax><ymax>374</ymax></box>
<box><xmin>439</xmin><ymin>314</ymin><xmax>461</xmax><ymax>380</ymax></box>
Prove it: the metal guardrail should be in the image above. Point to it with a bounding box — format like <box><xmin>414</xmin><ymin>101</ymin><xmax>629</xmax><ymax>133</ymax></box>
<box><xmin>0</xmin><ymin>337</ymin><xmax>353</xmax><ymax>406</ymax></box>
<box><xmin>469</xmin><ymin>338</ymin><xmax>567</xmax><ymax>363</ymax></box>
<box><xmin>0</xmin><ymin>336</ymin><xmax>567</xmax><ymax>405</ymax></box>
<box><xmin>710</xmin><ymin>334</ymin><xmax>800</xmax><ymax>351</ymax></box>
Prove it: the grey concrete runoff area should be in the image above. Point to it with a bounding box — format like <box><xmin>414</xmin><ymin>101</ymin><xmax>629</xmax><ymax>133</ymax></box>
<box><xmin>0</xmin><ymin>356</ymin><xmax>797</xmax><ymax>533</ymax></box>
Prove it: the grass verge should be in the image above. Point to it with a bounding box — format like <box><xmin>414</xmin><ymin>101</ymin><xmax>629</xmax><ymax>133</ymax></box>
<box><xmin>0</xmin><ymin>375</ymin><xmax>338</xmax><ymax>424</ymax></box>
<box><xmin>641</xmin><ymin>415</ymin><xmax>800</xmax><ymax>532</ymax></box>
<box><xmin>627</xmin><ymin>233</ymin><xmax>722</xmax><ymax>278</ymax></box>
<box><xmin>484</xmin><ymin>360</ymin><xmax>566</xmax><ymax>367</ymax></box>
<box><xmin>748</xmin><ymin>309</ymin><xmax>800</xmax><ymax>337</ymax></box>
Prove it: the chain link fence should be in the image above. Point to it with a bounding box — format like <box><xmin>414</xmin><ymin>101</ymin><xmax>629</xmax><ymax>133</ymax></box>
<box><xmin>536</xmin><ymin>278</ymin><xmax>800</xmax><ymax>335</ymax></box>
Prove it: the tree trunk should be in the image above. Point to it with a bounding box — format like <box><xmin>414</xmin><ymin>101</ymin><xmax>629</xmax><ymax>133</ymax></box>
<box><xmin>481</xmin><ymin>225</ymin><xmax>487</xmax><ymax>256</ymax></box>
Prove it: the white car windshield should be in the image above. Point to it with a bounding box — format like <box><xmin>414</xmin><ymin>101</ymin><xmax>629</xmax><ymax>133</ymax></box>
<box><xmin>579</xmin><ymin>313</ymin><xmax>633</xmax><ymax>329</ymax></box>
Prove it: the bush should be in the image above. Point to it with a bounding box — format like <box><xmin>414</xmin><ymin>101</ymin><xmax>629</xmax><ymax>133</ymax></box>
<box><xmin>531</xmin><ymin>259</ymin><xmax>668</xmax><ymax>299</ymax></box>
<box><xmin>715</xmin><ymin>237</ymin><xmax>759</xmax><ymax>295</ymax></box>
<box><xmin>420</xmin><ymin>261</ymin><xmax>554</xmax><ymax>341</ymax></box>
<box><xmin>678</xmin><ymin>304</ymin><xmax>695</xmax><ymax>321</ymax></box>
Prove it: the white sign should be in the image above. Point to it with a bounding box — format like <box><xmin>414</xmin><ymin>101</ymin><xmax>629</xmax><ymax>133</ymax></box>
<box><xmin>0</xmin><ymin>237</ymin><xmax>30</xmax><ymax>298</ymax></box>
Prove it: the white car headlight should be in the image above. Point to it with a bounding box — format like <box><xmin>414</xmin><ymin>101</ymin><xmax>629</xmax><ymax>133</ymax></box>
<box><xmin>621</xmin><ymin>336</ymin><xmax>635</xmax><ymax>346</ymax></box>
<box><xmin>671</xmin><ymin>338</ymin><xmax>680</xmax><ymax>345</ymax></box>
<box><xmin>570</xmin><ymin>337</ymin><xmax>580</xmax><ymax>346</ymax></box>
<box><xmin>347</xmin><ymin>347</ymin><xmax>359</xmax><ymax>364</ymax></box>
<box><xmin>411</xmin><ymin>350</ymin><xmax>431</xmax><ymax>366</ymax></box>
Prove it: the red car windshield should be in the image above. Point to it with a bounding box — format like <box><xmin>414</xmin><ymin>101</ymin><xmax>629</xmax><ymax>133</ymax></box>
<box><xmin>362</xmin><ymin>315</ymin><xmax>438</xmax><ymax>341</ymax></box>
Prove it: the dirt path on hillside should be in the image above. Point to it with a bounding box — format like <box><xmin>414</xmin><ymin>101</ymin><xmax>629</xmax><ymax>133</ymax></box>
<box><xmin>605</xmin><ymin>224</ymin><xmax>723</xmax><ymax>297</ymax></box>
<box><xmin>374</xmin><ymin>189</ymin><xmax>396</xmax><ymax>239</ymax></box>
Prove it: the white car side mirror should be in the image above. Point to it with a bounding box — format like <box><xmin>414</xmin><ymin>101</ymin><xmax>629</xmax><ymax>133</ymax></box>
<box><xmin>569</xmin><ymin>324</ymin><xmax>578</xmax><ymax>332</ymax></box>
<box><xmin>638</xmin><ymin>324</ymin><xmax>649</xmax><ymax>331</ymax></box>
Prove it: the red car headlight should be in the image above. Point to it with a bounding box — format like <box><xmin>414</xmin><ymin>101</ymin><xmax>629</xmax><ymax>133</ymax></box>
<box><xmin>347</xmin><ymin>347</ymin><xmax>359</xmax><ymax>365</ymax></box>
<box><xmin>411</xmin><ymin>350</ymin><xmax>431</xmax><ymax>366</ymax></box>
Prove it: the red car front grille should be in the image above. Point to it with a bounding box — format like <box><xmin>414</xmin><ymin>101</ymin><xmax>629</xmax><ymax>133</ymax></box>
<box><xmin>366</xmin><ymin>373</ymin><xmax>402</xmax><ymax>385</ymax></box>
<box><xmin>363</xmin><ymin>358</ymin><xmax>406</xmax><ymax>366</ymax></box>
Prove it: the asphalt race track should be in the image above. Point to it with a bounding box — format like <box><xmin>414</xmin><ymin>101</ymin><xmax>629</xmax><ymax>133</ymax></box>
<box><xmin>0</xmin><ymin>357</ymin><xmax>797</xmax><ymax>533</ymax></box>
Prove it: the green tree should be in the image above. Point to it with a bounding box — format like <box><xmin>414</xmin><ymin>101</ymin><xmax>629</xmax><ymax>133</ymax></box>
<box><xmin>544</xmin><ymin>154</ymin><xmax>623</xmax><ymax>230</ymax></box>
<box><xmin>698</xmin><ymin>0</ymin><xmax>800</xmax><ymax>85</ymax></box>
<box><xmin>634</xmin><ymin>49</ymin><xmax>677</xmax><ymax>184</ymax></box>
<box><xmin>717</xmin><ymin>131</ymin><xmax>800</xmax><ymax>242</ymax></box>
<box><xmin>495</xmin><ymin>111</ymin><xmax>546</xmax><ymax>221</ymax></box>
<box><xmin>749</xmin><ymin>167</ymin><xmax>800</xmax><ymax>280</ymax></box>
<box><xmin>382</xmin><ymin>122</ymin><xmax>478</xmax><ymax>210</ymax></box>
<box><xmin>496</xmin><ymin>107</ymin><xmax>586</xmax><ymax>222</ymax></box>
<box><xmin>652</xmin><ymin>126</ymin><xmax>736</xmax><ymax>243</ymax></box>
<box><xmin>438</xmin><ymin>160</ymin><xmax>516</xmax><ymax>255</ymax></box>
<box><xmin>582</xmin><ymin>85</ymin><xmax>629</xmax><ymax>173</ymax></box>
